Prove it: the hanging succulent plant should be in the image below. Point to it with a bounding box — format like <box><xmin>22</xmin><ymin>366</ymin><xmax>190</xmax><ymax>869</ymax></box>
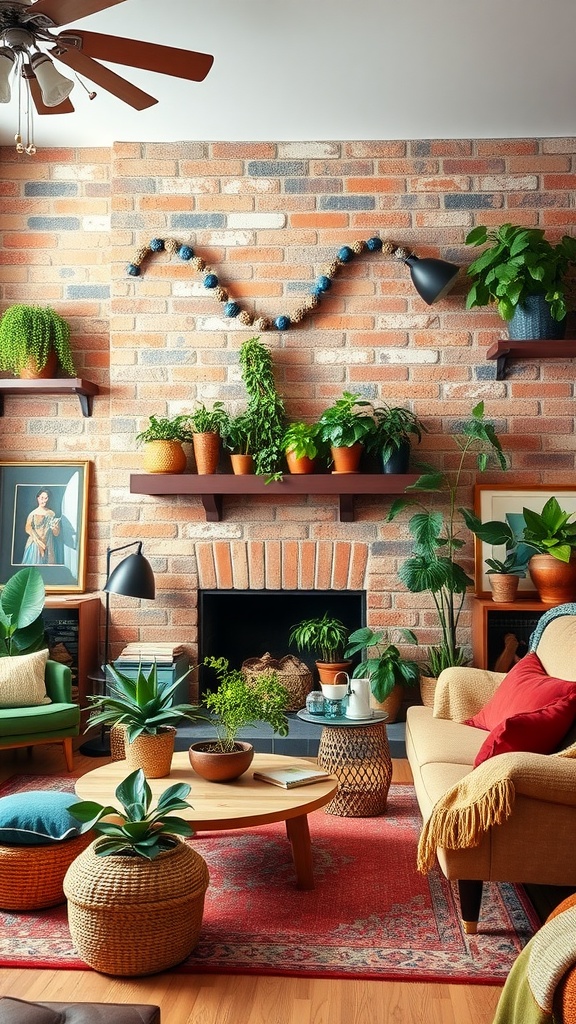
<box><xmin>0</xmin><ymin>304</ymin><xmax>76</xmax><ymax>377</ymax></box>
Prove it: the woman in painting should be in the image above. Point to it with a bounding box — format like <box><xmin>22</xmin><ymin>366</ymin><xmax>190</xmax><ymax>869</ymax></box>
<box><xmin>22</xmin><ymin>488</ymin><xmax>61</xmax><ymax>565</ymax></box>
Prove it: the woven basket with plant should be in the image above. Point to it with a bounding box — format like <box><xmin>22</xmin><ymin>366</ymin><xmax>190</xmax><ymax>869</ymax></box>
<box><xmin>242</xmin><ymin>652</ymin><xmax>313</xmax><ymax>712</ymax></box>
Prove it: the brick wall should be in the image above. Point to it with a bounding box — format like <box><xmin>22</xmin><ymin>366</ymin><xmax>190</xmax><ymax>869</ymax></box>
<box><xmin>1</xmin><ymin>137</ymin><xmax>575</xmax><ymax>673</ymax></box>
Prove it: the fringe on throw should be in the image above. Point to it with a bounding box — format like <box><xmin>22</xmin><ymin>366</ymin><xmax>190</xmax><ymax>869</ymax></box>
<box><xmin>417</xmin><ymin>777</ymin><xmax>516</xmax><ymax>874</ymax></box>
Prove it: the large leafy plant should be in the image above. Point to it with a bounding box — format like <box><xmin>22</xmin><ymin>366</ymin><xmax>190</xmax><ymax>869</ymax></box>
<box><xmin>67</xmin><ymin>768</ymin><xmax>194</xmax><ymax>860</ymax></box>
<box><xmin>85</xmin><ymin>662</ymin><xmax>201</xmax><ymax>742</ymax></box>
<box><xmin>203</xmin><ymin>655</ymin><xmax>289</xmax><ymax>752</ymax></box>
<box><xmin>0</xmin><ymin>567</ymin><xmax>46</xmax><ymax>657</ymax></box>
<box><xmin>282</xmin><ymin>421</ymin><xmax>321</xmax><ymax>461</ymax></box>
<box><xmin>387</xmin><ymin>402</ymin><xmax>508</xmax><ymax>676</ymax></box>
<box><xmin>345</xmin><ymin>626</ymin><xmax>419</xmax><ymax>702</ymax></box>
<box><xmin>289</xmin><ymin>613</ymin><xmax>350</xmax><ymax>664</ymax></box>
<box><xmin>465</xmin><ymin>223</ymin><xmax>576</xmax><ymax>322</ymax></box>
<box><xmin>0</xmin><ymin>304</ymin><xmax>75</xmax><ymax>376</ymax></box>
<box><xmin>317</xmin><ymin>391</ymin><xmax>375</xmax><ymax>449</ymax></box>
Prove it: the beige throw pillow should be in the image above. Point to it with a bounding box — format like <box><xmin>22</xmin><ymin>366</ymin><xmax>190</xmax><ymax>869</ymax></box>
<box><xmin>0</xmin><ymin>650</ymin><xmax>51</xmax><ymax>708</ymax></box>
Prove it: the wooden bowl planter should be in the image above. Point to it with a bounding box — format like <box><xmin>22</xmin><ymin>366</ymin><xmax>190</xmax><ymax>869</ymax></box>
<box><xmin>124</xmin><ymin>727</ymin><xmax>177</xmax><ymax>779</ymax></box>
<box><xmin>64</xmin><ymin>838</ymin><xmax>209</xmax><ymax>976</ymax></box>
<box><xmin>188</xmin><ymin>740</ymin><xmax>254</xmax><ymax>782</ymax></box>
<box><xmin>141</xmin><ymin>440</ymin><xmax>187</xmax><ymax>474</ymax></box>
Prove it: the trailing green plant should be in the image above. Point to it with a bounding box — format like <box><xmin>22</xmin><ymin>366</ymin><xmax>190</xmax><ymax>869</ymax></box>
<box><xmin>222</xmin><ymin>411</ymin><xmax>257</xmax><ymax>455</ymax></box>
<box><xmin>85</xmin><ymin>662</ymin><xmax>201</xmax><ymax>742</ymax></box>
<box><xmin>317</xmin><ymin>391</ymin><xmax>376</xmax><ymax>449</ymax></box>
<box><xmin>0</xmin><ymin>567</ymin><xmax>46</xmax><ymax>657</ymax></box>
<box><xmin>387</xmin><ymin>402</ymin><xmax>508</xmax><ymax>676</ymax></box>
<box><xmin>67</xmin><ymin>768</ymin><xmax>194</xmax><ymax>860</ymax></box>
<box><xmin>188</xmin><ymin>401</ymin><xmax>229</xmax><ymax>435</ymax></box>
<box><xmin>239</xmin><ymin>336</ymin><xmax>286</xmax><ymax>478</ymax></box>
<box><xmin>282</xmin><ymin>421</ymin><xmax>321</xmax><ymax>461</ymax></box>
<box><xmin>135</xmin><ymin>414</ymin><xmax>194</xmax><ymax>445</ymax></box>
<box><xmin>344</xmin><ymin>626</ymin><xmax>420</xmax><ymax>703</ymax></box>
<box><xmin>202</xmin><ymin>655</ymin><xmax>289</xmax><ymax>752</ymax></box>
<box><xmin>289</xmin><ymin>613</ymin><xmax>350</xmax><ymax>664</ymax></box>
<box><xmin>465</xmin><ymin>224</ymin><xmax>576</xmax><ymax>322</ymax></box>
<box><xmin>367</xmin><ymin>404</ymin><xmax>427</xmax><ymax>464</ymax></box>
<box><xmin>0</xmin><ymin>304</ymin><xmax>75</xmax><ymax>376</ymax></box>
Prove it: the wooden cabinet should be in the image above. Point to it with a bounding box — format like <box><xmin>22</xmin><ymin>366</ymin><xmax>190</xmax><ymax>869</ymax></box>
<box><xmin>43</xmin><ymin>593</ymin><xmax>100</xmax><ymax>707</ymax></box>
<box><xmin>471</xmin><ymin>596</ymin><xmax>549</xmax><ymax>670</ymax></box>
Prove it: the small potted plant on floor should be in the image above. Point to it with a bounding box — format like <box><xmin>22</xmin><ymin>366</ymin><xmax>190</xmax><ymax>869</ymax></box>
<box><xmin>64</xmin><ymin>768</ymin><xmax>209</xmax><ymax>976</ymax></box>
<box><xmin>222</xmin><ymin>410</ymin><xmax>257</xmax><ymax>474</ymax></box>
<box><xmin>344</xmin><ymin>626</ymin><xmax>420</xmax><ymax>722</ymax></box>
<box><xmin>189</xmin><ymin>656</ymin><xmax>289</xmax><ymax>781</ymax></box>
<box><xmin>136</xmin><ymin>413</ymin><xmax>194</xmax><ymax>474</ymax></box>
<box><xmin>367</xmin><ymin>404</ymin><xmax>427</xmax><ymax>474</ymax></box>
<box><xmin>189</xmin><ymin>401</ymin><xmax>229</xmax><ymax>475</ymax></box>
<box><xmin>317</xmin><ymin>391</ymin><xmax>376</xmax><ymax>473</ymax></box>
<box><xmin>465</xmin><ymin>223</ymin><xmax>576</xmax><ymax>340</ymax></box>
<box><xmin>282</xmin><ymin>421</ymin><xmax>321</xmax><ymax>475</ymax></box>
<box><xmin>289</xmin><ymin>612</ymin><xmax>351</xmax><ymax>688</ymax></box>
<box><xmin>0</xmin><ymin>304</ymin><xmax>76</xmax><ymax>379</ymax></box>
<box><xmin>85</xmin><ymin>661</ymin><xmax>202</xmax><ymax>778</ymax></box>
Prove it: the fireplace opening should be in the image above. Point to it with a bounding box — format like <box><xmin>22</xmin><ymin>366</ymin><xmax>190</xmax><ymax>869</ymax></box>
<box><xmin>199</xmin><ymin>589</ymin><xmax>365</xmax><ymax>697</ymax></box>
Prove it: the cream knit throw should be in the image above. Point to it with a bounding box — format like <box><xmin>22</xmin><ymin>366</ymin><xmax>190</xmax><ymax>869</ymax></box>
<box><xmin>417</xmin><ymin>749</ymin><xmax>576</xmax><ymax>874</ymax></box>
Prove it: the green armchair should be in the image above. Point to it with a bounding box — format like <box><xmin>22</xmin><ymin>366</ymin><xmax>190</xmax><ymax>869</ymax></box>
<box><xmin>0</xmin><ymin>660</ymin><xmax>80</xmax><ymax>771</ymax></box>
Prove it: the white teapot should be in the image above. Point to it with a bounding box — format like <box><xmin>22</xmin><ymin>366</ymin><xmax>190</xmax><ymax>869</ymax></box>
<box><xmin>345</xmin><ymin>675</ymin><xmax>372</xmax><ymax>719</ymax></box>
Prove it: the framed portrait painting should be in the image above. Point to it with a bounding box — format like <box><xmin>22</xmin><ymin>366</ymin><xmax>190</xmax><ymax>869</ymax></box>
<box><xmin>473</xmin><ymin>484</ymin><xmax>576</xmax><ymax>598</ymax></box>
<box><xmin>0</xmin><ymin>461</ymin><xmax>90</xmax><ymax>592</ymax></box>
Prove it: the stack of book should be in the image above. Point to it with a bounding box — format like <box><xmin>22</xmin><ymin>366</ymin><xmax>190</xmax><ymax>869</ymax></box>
<box><xmin>116</xmin><ymin>642</ymin><xmax>185</xmax><ymax>665</ymax></box>
<box><xmin>112</xmin><ymin>643</ymin><xmax>193</xmax><ymax>705</ymax></box>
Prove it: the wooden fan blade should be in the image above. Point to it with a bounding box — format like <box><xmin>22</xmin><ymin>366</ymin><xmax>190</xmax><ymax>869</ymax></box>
<box><xmin>22</xmin><ymin>64</ymin><xmax>74</xmax><ymax>114</ymax></box>
<box><xmin>49</xmin><ymin>46</ymin><xmax>157</xmax><ymax>110</ymax></box>
<box><xmin>27</xmin><ymin>0</ymin><xmax>128</xmax><ymax>28</ymax></box>
<box><xmin>65</xmin><ymin>30</ymin><xmax>214</xmax><ymax>83</ymax></box>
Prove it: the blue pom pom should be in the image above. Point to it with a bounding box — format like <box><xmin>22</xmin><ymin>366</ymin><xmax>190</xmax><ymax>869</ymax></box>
<box><xmin>366</xmin><ymin>236</ymin><xmax>383</xmax><ymax>252</ymax></box>
<box><xmin>315</xmin><ymin>275</ymin><xmax>332</xmax><ymax>292</ymax></box>
<box><xmin>204</xmin><ymin>273</ymin><xmax>219</xmax><ymax>289</ymax></box>
<box><xmin>338</xmin><ymin>245</ymin><xmax>354</xmax><ymax>262</ymax></box>
<box><xmin>274</xmin><ymin>315</ymin><xmax>291</xmax><ymax>331</ymax></box>
<box><xmin>224</xmin><ymin>301</ymin><xmax>241</xmax><ymax>318</ymax></box>
<box><xmin>127</xmin><ymin>264</ymin><xmax>141</xmax><ymax>276</ymax></box>
<box><xmin>149</xmin><ymin>238</ymin><xmax>165</xmax><ymax>252</ymax></box>
<box><xmin>178</xmin><ymin>245</ymin><xmax>194</xmax><ymax>261</ymax></box>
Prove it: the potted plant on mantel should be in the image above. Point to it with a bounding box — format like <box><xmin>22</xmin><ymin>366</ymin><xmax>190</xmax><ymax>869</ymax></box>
<box><xmin>344</xmin><ymin>626</ymin><xmax>420</xmax><ymax>723</ymax></box>
<box><xmin>465</xmin><ymin>223</ymin><xmax>576</xmax><ymax>340</ymax></box>
<box><xmin>189</xmin><ymin>401</ymin><xmax>229</xmax><ymax>475</ymax></box>
<box><xmin>0</xmin><ymin>304</ymin><xmax>76</xmax><ymax>379</ymax></box>
<box><xmin>317</xmin><ymin>391</ymin><xmax>376</xmax><ymax>474</ymax></box>
<box><xmin>136</xmin><ymin>413</ymin><xmax>194</xmax><ymax>474</ymax></box>
<box><xmin>289</xmin><ymin>613</ymin><xmax>351</xmax><ymax>688</ymax></box>
<box><xmin>84</xmin><ymin>661</ymin><xmax>202</xmax><ymax>779</ymax></box>
<box><xmin>282</xmin><ymin>421</ymin><xmax>321</xmax><ymax>475</ymax></box>
<box><xmin>189</xmin><ymin>655</ymin><xmax>289</xmax><ymax>781</ymax></box>
<box><xmin>222</xmin><ymin>410</ymin><xmax>257</xmax><ymax>475</ymax></box>
<box><xmin>367</xmin><ymin>404</ymin><xmax>427</xmax><ymax>474</ymax></box>
<box><xmin>64</xmin><ymin>768</ymin><xmax>209</xmax><ymax>976</ymax></box>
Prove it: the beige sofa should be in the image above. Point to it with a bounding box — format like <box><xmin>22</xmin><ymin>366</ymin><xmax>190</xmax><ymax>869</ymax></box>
<box><xmin>406</xmin><ymin>605</ymin><xmax>576</xmax><ymax>932</ymax></box>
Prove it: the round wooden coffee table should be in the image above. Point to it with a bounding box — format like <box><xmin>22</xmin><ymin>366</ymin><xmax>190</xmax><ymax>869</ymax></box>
<box><xmin>74</xmin><ymin>752</ymin><xmax>338</xmax><ymax>890</ymax></box>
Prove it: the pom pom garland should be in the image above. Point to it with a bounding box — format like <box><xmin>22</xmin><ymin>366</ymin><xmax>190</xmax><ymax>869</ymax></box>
<box><xmin>128</xmin><ymin>235</ymin><xmax>414</xmax><ymax>330</ymax></box>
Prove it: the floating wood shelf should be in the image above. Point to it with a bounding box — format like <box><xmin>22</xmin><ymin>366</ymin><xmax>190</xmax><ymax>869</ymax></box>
<box><xmin>486</xmin><ymin>339</ymin><xmax>576</xmax><ymax>380</ymax></box>
<box><xmin>0</xmin><ymin>377</ymin><xmax>100</xmax><ymax>417</ymax></box>
<box><xmin>130</xmin><ymin>472</ymin><xmax>420</xmax><ymax>522</ymax></box>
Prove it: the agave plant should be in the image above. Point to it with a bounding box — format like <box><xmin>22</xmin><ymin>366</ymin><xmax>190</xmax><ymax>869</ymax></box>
<box><xmin>85</xmin><ymin>661</ymin><xmax>201</xmax><ymax>742</ymax></box>
<box><xmin>67</xmin><ymin>768</ymin><xmax>194</xmax><ymax>859</ymax></box>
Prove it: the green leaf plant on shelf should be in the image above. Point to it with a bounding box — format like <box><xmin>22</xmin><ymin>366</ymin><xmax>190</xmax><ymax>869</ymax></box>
<box><xmin>0</xmin><ymin>304</ymin><xmax>76</xmax><ymax>378</ymax></box>
<box><xmin>387</xmin><ymin>402</ymin><xmax>509</xmax><ymax>677</ymax></box>
<box><xmin>238</xmin><ymin>336</ymin><xmax>286</xmax><ymax>479</ymax></box>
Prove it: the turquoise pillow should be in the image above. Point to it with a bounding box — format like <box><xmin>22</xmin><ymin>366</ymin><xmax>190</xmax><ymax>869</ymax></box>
<box><xmin>0</xmin><ymin>791</ymin><xmax>81</xmax><ymax>845</ymax></box>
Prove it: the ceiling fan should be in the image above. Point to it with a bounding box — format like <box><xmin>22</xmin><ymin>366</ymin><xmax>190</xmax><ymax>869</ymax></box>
<box><xmin>0</xmin><ymin>0</ymin><xmax>214</xmax><ymax>128</ymax></box>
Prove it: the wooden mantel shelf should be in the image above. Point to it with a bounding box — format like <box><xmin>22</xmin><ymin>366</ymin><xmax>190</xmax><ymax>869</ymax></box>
<box><xmin>486</xmin><ymin>338</ymin><xmax>576</xmax><ymax>380</ymax></box>
<box><xmin>0</xmin><ymin>377</ymin><xmax>100</xmax><ymax>417</ymax></box>
<box><xmin>130</xmin><ymin>472</ymin><xmax>420</xmax><ymax>522</ymax></box>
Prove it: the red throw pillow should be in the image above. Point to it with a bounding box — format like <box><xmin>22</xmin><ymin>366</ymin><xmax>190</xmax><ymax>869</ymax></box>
<box><xmin>466</xmin><ymin>652</ymin><xmax>576</xmax><ymax>730</ymax></box>
<box><xmin>474</xmin><ymin>693</ymin><xmax>576</xmax><ymax>766</ymax></box>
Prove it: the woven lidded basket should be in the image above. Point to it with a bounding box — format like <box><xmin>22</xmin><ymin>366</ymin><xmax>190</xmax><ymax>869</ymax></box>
<box><xmin>242</xmin><ymin>652</ymin><xmax>313</xmax><ymax>712</ymax></box>
<box><xmin>64</xmin><ymin>838</ymin><xmax>209</xmax><ymax>976</ymax></box>
<box><xmin>0</xmin><ymin>831</ymin><xmax>93</xmax><ymax>911</ymax></box>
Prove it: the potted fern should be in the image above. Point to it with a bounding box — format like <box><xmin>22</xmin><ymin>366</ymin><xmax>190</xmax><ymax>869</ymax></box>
<box><xmin>136</xmin><ymin>413</ymin><xmax>194</xmax><ymax>474</ymax></box>
<box><xmin>0</xmin><ymin>304</ymin><xmax>76</xmax><ymax>379</ymax></box>
<box><xmin>189</xmin><ymin>401</ymin><xmax>229</xmax><ymax>475</ymax></box>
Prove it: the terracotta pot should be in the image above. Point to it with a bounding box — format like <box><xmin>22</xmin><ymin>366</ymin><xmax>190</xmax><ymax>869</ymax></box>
<box><xmin>315</xmin><ymin>660</ymin><xmax>352</xmax><ymax>686</ymax></box>
<box><xmin>230</xmin><ymin>453</ymin><xmax>254</xmax><ymax>475</ymax></box>
<box><xmin>370</xmin><ymin>683</ymin><xmax>403</xmax><ymax>723</ymax></box>
<box><xmin>489</xmin><ymin>574</ymin><xmax>520</xmax><ymax>604</ymax></box>
<box><xmin>19</xmin><ymin>348</ymin><xmax>59</xmax><ymax>379</ymax></box>
<box><xmin>528</xmin><ymin>553</ymin><xmax>576</xmax><ymax>605</ymax></box>
<box><xmin>330</xmin><ymin>443</ymin><xmax>363</xmax><ymax>474</ymax></box>
<box><xmin>193</xmin><ymin>431</ymin><xmax>220</xmax><ymax>475</ymax></box>
<box><xmin>142</xmin><ymin>440</ymin><xmax>187</xmax><ymax>474</ymax></box>
<box><xmin>286</xmin><ymin>450</ymin><xmax>316</xmax><ymax>475</ymax></box>
<box><xmin>188</xmin><ymin>740</ymin><xmax>254</xmax><ymax>782</ymax></box>
<box><xmin>124</xmin><ymin>727</ymin><xmax>176</xmax><ymax>779</ymax></box>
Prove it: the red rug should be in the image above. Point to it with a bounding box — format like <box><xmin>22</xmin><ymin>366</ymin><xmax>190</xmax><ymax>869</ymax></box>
<box><xmin>0</xmin><ymin>774</ymin><xmax>539</xmax><ymax>984</ymax></box>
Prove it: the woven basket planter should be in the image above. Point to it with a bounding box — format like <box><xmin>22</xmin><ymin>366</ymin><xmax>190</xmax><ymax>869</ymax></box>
<box><xmin>110</xmin><ymin>724</ymin><xmax>126</xmax><ymax>762</ymax></box>
<box><xmin>242</xmin><ymin>652</ymin><xmax>313</xmax><ymax>712</ymax></box>
<box><xmin>64</xmin><ymin>838</ymin><xmax>209</xmax><ymax>976</ymax></box>
<box><xmin>124</xmin><ymin>727</ymin><xmax>176</xmax><ymax>779</ymax></box>
<box><xmin>141</xmin><ymin>440</ymin><xmax>187</xmax><ymax>474</ymax></box>
<box><xmin>0</xmin><ymin>831</ymin><xmax>93</xmax><ymax>911</ymax></box>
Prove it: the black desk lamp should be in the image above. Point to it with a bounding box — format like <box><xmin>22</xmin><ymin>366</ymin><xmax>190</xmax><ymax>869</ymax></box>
<box><xmin>403</xmin><ymin>253</ymin><xmax>460</xmax><ymax>305</ymax></box>
<box><xmin>80</xmin><ymin>540</ymin><xmax>156</xmax><ymax>757</ymax></box>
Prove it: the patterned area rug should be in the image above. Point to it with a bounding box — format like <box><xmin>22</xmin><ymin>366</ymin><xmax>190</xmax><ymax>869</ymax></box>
<box><xmin>0</xmin><ymin>774</ymin><xmax>539</xmax><ymax>983</ymax></box>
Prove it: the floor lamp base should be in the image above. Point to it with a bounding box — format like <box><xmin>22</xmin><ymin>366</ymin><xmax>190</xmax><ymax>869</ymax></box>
<box><xmin>79</xmin><ymin>729</ymin><xmax>111</xmax><ymax>757</ymax></box>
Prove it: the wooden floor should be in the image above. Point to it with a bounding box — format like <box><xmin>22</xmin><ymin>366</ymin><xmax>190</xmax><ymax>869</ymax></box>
<box><xmin>0</xmin><ymin>743</ymin><xmax>503</xmax><ymax>1024</ymax></box>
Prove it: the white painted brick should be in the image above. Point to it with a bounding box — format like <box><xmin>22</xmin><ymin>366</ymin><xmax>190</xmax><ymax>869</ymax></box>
<box><xmin>185</xmin><ymin>521</ymin><xmax>243</xmax><ymax>540</ymax></box>
<box><xmin>443</xmin><ymin>382</ymin><xmax>502</xmax><ymax>399</ymax></box>
<box><xmin>376</xmin><ymin>314</ymin><xmax>437</xmax><ymax>330</ymax></box>
<box><xmin>278</xmin><ymin>142</ymin><xmax>340</xmax><ymax>158</ymax></box>
<box><xmin>222</xmin><ymin>179</ymin><xmax>277</xmax><ymax>194</ymax></box>
<box><xmin>82</xmin><ymin>216</ymin><xmax>111</xmax><ymax>231</ymax></box>
<box><xmin>380</xmin><ymin>349</ymin><xmax>438</xmax><ymax>364</ymax></box>
<box><xmin>172</xmin><ymin>281</ymin><xmax>205</xmax><ymax>296</ymax></box>
<box><xmin>315</xmin><ymin>349</ymin><xmax>371</xmax><ymax>364</ymax></box>
<box><xmin>205</xmin><ymin>231</ymin><xmax>254</xmax><ymax>246</ymax></box>
<box><xmin>480</xmin><ymin>175</ymin><xmax>538</xmax><ymax>191</ymax></box>
<box><xmin>197</xmin><ymin>316</ymin><xmax>248</xmax><ymax>330</ymax></box>
<box><xmin>227</xmin><ymin>214</ymin><xmax>286</xmax><ymax>229</ymax></box>
<box><xmin>52</xmin><ymin>165</ymin><xmax>103</xmax><ymax>180</ymax></box>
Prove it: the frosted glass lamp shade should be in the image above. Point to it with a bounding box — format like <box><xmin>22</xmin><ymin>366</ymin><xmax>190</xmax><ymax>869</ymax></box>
<box><xmin>0</xmin><ymin>48</ymin><xmax>15</xmax><ymax>103</ymax></box>
<box><xmin>30</xmin><ymin>52</ymin><xmax>73</xmax><ymax>106</ymax></box>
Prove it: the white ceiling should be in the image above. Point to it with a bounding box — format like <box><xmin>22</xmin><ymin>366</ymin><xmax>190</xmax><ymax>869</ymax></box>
<box><xmin>1</xmin><ymin>0</ymin><xmax>575</xmax><ymax>150</ymax></box>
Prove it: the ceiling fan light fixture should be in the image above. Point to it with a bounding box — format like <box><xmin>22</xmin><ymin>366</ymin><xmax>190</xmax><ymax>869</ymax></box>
<box><xmin>0</xmin><ymin>47</ymin><xmax>15</xmax><ymax>103</ymax></box>
<box><xmin>30</xmin><ymin>51</ymin><xmax>73</xmax><ymax>107</ymax></box>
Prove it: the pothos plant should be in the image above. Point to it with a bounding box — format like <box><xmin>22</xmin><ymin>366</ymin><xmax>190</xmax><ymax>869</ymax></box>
<box><xmin>0</xmin><ymin>304</ymin><xmax>76</xmax><ymax>377</ymax></box>
<box><xmin>387</xmin><ymin>402</ymin><xmax>509</xmax><ymax>676</ymax></box>
<box><xmin>239</xmin><ymin>336</ymin><xmax>286</xmax><ymax>479</ymax></box>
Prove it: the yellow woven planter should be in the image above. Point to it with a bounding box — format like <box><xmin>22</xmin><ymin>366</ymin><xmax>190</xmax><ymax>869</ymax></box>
<box><xmin>141</xmin><ymin>440</ymin><xmax>187</xmax><ymax>474</ymax></box>
<box><xmin>0</xmin><ymin>831</ymin><xmax>93</xmax><ymax>911</ymax></box>
<box><xmin>64</xmin><ymin>838</ymin><xmax>209</xmax><ymax>976</ymax></box>
<box><xmin>124</xmin><ymin>727</ymin><xmax>176</xmax><ymax>778</ymax></box>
